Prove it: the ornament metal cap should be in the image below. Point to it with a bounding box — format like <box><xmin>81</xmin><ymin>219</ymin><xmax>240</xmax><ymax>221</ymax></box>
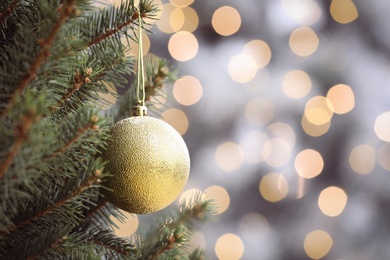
<box><xmin>133</xmin><ymin>105</ymin><xmax>147</xmax><ymax>116</ymax></box>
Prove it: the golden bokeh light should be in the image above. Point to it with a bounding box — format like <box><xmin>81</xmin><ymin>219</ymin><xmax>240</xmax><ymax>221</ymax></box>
<box><xmin>330</xmin><ymin>0</ymin><xmax>358</xmax><ymax>24</ymax></box>
<box><xmin>243</xmin><ymin>40</ymin><xmax>272</xmax><ymax>69</ymax></box>
<box><xmin>282</xmin><ymin>70</ymin><xmax>312</xmax><ymax>99</ymax></box>
<box><xmin>289</xmin><ymin>26</ymin><xmax>319</xmax><ymax>57</ymax></box>
<box><xmin>304</xmin><ymin>230</ymin><xmax>333</xmax><ymax>259</ymax></box>
<box><xmin>263</xmin><ymin>138</ymin><xmax>292</xmax><ymax>168</ymax></box>
<box><xmin>215</xmin><ymin>142</ymin><xmax>244</xmax><ymax>172</ymax></box>
<box><xmin>215</xmin><ymin>233</ymin><xmax>244</xmax><ymax>260</ymax></box>
<box><xmin>259</xmin><ymin>173</ymin><xmax>289</xmax><ymax>202</ymax></box>
<box><xmin>173</xmin><ymin>75</ymin><xmax>203</xmax><ymax>106</ymax></box>
<box><xmin>212</xmin><ymin>6</ymin><xmax>241</xmax><ymax>36</ymax></box>
<box><xmin>327</xmin><ymin>84</ymin><xmax>355</xmax><ymax>114</ymax></box>
<box><xmin>318</xmin><ymin>186</ymin><xmax>348</xmax><ymax>217</ymax></box>
<box><xmin>301</xmin><ymin>114</ymin><xmax>331</xmax><ymax>137</ymax></box>
<box><xmin>179</xmin><ymin>188</ymin><xmax>206</xmax><ymax>206</ymax></box>
<box><xmin>304</xmin><ymin>96</ymin><xmax>334</xmax><ymax>125</ymax></box>
<box><xmin>168</xmin><ymin>31</ymin><xmax>198</xmax><ymax>62</ymax></box>
<box><xmin>180</xmin><ymin>6</ymin><xmax>199</xmax><ymax>33</ymax></box>
<box><xmin>228</xmin><ymin>53</ymin><xmax>257</xmax><ymax>83</ymax></box>
<box><xmin>156</xmin><ymin>3</ymin><xmax>176</xmax><ymax>34</ymax></box>
<box><xmin>97</xmin><ymin>81</ymin><xmax>117</xmax><ymax>110</ymax></box>
<box><xmin>239</xmin><ymin>213</ymin><xmax>269</xmax><ymax>241</ymax></box>
<box><xmin>205</xmin><ymin>185</ymin><xmax>230</xmax><ymax>214</ymax></box>
<box><xmin>378</xmin><ymin>143</ymin><xmax>390</xmax><ymax>171</ymax></box>
<box><xmin>161</xmin><ymin>108</ymin><xmax>189</xmax><ymax>135</ymax></box>
<box><xmin>150</xmin><ymin>91</ymin><xmax>167</xmax><ymax>110</ymax></box>
<box><xmin>374</xmin><ymin>112</ymin><xmax>390</xmax><ymax>142</ymax></box>
<box><xmin>282</xmin><ymin>0</ymin><xmax>322</xmax><ymax>25</ymax></box>
<box><xmin>295</xmin><ymin>149</ymin><xmax>324</xmax><ymax>179</ymax></box>
<box><xmin>239</xmin><ymin>130</ymin><xmax>269</xmax><ymax>164</ymax></box>
<box><xmin>110</xmin><ymin>210</ymin><xmax>139</xmax><ymax>238</ymax></box>
<box><xmin>349</xmin><ymin>144</ymin><xmax>376</xmax><ymax>174</ymax></box>
<box><xmin>123</xmin><ymin>32</ymin><xmax>150</xmax><ymax>57</ymax></box>
<box><xmin>170</xmin><ymin>0</ymin><xmax>194</xmax><ymax>7</ymax></box>
<box><xmin>170</xmin><ymin>7</ymin><xmax>185</xmax><ymax>32</ymax></box>
<box><xmin>245</xmin><ymin>97</ymin><xmax>275</xmax><ymax>126</ymax></box>
<box><xmin>266</xmin><ymin>122</ymin><xmax>296</xmax><ymax>149</ymax></box>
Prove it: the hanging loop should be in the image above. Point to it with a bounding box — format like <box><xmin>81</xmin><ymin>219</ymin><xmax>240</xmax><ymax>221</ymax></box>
<box><xmin>135</xmin><ymin>6</ymin><xmax>146</xmax><ymax>109</ymax></box>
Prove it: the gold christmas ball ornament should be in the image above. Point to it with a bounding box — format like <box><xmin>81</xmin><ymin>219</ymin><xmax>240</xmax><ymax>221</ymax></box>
<box><xmin>101</xmin><ymin>106</ymin><xmax>190</xmax><ymax>214</ymax></box>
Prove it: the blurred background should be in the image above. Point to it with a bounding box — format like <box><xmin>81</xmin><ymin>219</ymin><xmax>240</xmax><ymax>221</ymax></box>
<box><xmin>95</xmin><ymin>0</ymin><xmax>390</xmax><ymax>259</ymax></box>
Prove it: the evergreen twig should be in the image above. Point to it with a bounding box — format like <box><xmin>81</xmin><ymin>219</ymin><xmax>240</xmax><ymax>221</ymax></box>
<box><xmin>43</xmin><ymin>115</ymin><xmax>100</xmax><ymax>161</ymax></box>
<box><xmin>0</xmin><ymin>0</ymin><xmax>20</xmax><ymax>27</ymax></box>
<box><xmin>88</xmin><ymin>16</ymin><xmax>137</xmax><ymax>47</ymax></box>
<box><xmin>2</xmin><ymin>0</ymin><xmax>78</xmax><ymax>116</ymax></box>
<box><xmin>28</xmin><ymin>236</ymin><xmax>67</xmax><ymax>260</ymax></box>
<box><xmin>0</xmin><ymin>108</ymin><xmax>40</xmax><ymax>179</ymax></box>
<box><xmin>59</xmin><ymin>69</ymin><xmax>93</xmax><ymax>105</ymax></box>
<box><xmin>3</xmin><ymin>171</ymin><xmax>101</xmax><ymax>235</ymax></box>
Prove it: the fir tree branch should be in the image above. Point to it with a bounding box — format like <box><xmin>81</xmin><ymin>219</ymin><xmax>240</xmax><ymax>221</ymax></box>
<box><xmin>0</xmin><ymin>108</ymin><xmax>40</xmax><ymax>179</ymax></box>
<box><xmin>140</xmin><ymin>197</ymin><xmax>216</xmax><ymax>259</ymax></box>
<box><xmin>2</xmin><ymin>0</ymin><xmax>78</xmax><ymax>116</ymax></box>
<box><xmin>91</xmin><ymin>229</ymin><xmax>133</xmax><ymax>256</ymax></box>
<box><xmin>0</xmin><ymin>0</ymin><xmax>20</xmax><ymax>27</ymax></box>
<box><xmin>27</xmin><ymin>235</ymin><xmax>67</xmax><ymax>260</ymax></box>
<box><xmin>87</xmin><ymin>2</ymin><xmax>155</xmax><ymax>48</ymax></box>
<box><xmin>59</xmin><ymin>69</ymin><xmax>93</xmax><ymax>105</ymax></box>
<box><xmin>87</xmin><ymin>10</ymin><xmax>139</xmax><ymax>47</ymax></box>
<box><xmin>3</xmin><ymin>170</ymin><xmax>101</xmax><ymax>235</ymax></box>
<box><xmin>43</xmin><ymin>115</ymin><xmax>100</xmax><ymax>161</ymax></box>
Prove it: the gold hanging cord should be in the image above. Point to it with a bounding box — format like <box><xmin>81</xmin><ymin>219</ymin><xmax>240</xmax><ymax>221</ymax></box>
<box><xmin>134</xmin><ymin>6</ymin><xmax>147</xmax><ymax>116</ymax></box>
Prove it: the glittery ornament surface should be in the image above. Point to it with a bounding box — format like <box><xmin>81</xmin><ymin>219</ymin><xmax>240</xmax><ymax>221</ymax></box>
<box><xmin>101</xmin><ymin>116</ymin><xmax>190</xmax><ymax>214</ymax></box>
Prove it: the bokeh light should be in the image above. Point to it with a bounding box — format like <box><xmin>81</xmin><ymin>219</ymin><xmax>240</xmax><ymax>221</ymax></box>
<box><xmin>289</xmin><ymin>26</ymin><xmax>319</xmax><ymax>57</ymax></box>
<box><xmin>263</xmin><ymin>138</ymin><xmax>292</xmax><ymax>168</ymax></box>
<box><xmin>168</xmin><ymin>31</ymin><xmax>198</xmax><ymax>61</ymax></box>
<box><xmin>318</xmin><ymin>186</ymin><xmax>348</xmax><ymax>217</ymax></box>
<box><xmin>304</xmin><ymin>230</ymin><xmax>333</xmax><ymax>259</ymax></box>
<box><xmin>378</xmin><ymin>143</ymin><xmax>390</xmax><ymax>171</ymax></box>
<box><xmin>212</xmin><ymin>6</ymin><xmax>241</xmax><ymax>36</ymax></box>
<box><xmin>173</xmin><ymin>75</ymin><xmax>203</xmax><ymax>106</ymax></box>
<box><xmin>161</xmin><ymin>108</ymin><xmax>189</xmax><ymax>135</ymax></box>
<box><xmin>301</xmin><ymin>114</ymin><xmax>331</xmax><ymax>137</ymax></box>
<box><xmin>259</xmin><ymin>173</ymin><xmax>289</xmax><ymax>202</ymax></box>
<box><xmin>374</xmin><ymin>111</ymin><xmax>390</xmax><ymax>142</ymax></box>
<box><xmin>228</xmin><ymin>53</ymin><xmax>257</xmax><ymax>83</ymax></box>
<box><xmin>205</xmin><ymin>185</ymin><xmax>230</xmax><ymax>214</ymax></box>
<box><xmin>156</xmin><ymin>4</ymin><xmax>177</xmax><ymax>33</ymax></box>
<box><xmin>326</xmin><ymin>84</ymin><xmax>355</xmax><ymax>114</ymax></box>
<box><xmin>266</xmin><ymin>122</ymin><xmax>296</xmax><ymax>149</ymax></box>
<box><xmin>149</xmin><ymin>90</ymin><xmax>167</xmax><ymax>110</ymax></box>
<box><xmin>282</xmin><ymin>0</ymin><xmax>322</xmax><ymax>25</ymax></box>
<box><xmin>330</xmin><ymin>0</ymin><xmax>358</xmax><ymax>24</ymax></box>
<box><xmin>170</xmin><ymin>0</ymin><xmax>194</xmax><ymax>7</ymax></box>
<box><xmin>179</xmin><ymin>188</ymin><xmax>205</xmax><ymax>206</ymax></box>
<box><xmin>110</xmin><ymin>210</ymin><xmax>139</xmax><ymax>238</ymax></box>
<box><xmin>282</xmin><ymin>70</ymin><xmax>312</xmax><ymax>99</ymax></box>
<box><xmin>238</xmin><ymin>213</ymin><xmax>269</xmax><ymax>241</ymax></box>
<box><xmin>239</xmin><ymin>130</ymin><xmax>268</xmax><ymax>164</ymax></box>
<box><xmin>304</xmin><ymin>96</ymin><xmax>334</xmax><ymax>125</ymax></box>
<box><xmin>123</xmin><ymin>31</ymin><xmax>150</xmax><ymax>57</ymax></box>
<box><xmin>349</xmin><ymin>144</ymin><xmax>376</xmax><ymax>174</ymax></box>
<box><xmin>215</xmin><ymin>233</ymin><xmax>244</xmax><ymax>260</ymax></box>
<box><xmin>295</xmin><ymin>149</ymin><xmax>324</xmax><ymax>179</ymax></box>
<box><xmin>215</xmin><ymin>142</ymin><xmax>244</xmax><ymax>172</ymax></box>
<box><xmin>97</xmin><ymin>81</ymin><xmax>117</xmax><ymax>110</ymax></box>
<box><xmin>179</xmin><ymin>6</ymin><xmax>199</xmax><ymax>33</ymax></box>
<box><xmin>170</xmin><ymin>7</ymin><xmax>185</xmax><ymax>32</ymax></box>
<box><xmin>245</xmin><ymin>97</ymin><xmax>275</xmax><ymax>126</ymax></box>
<box><xmin>243</xmin><ymin>40</ymin><xmax>272</xmax><ymax>69</ymax></box>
